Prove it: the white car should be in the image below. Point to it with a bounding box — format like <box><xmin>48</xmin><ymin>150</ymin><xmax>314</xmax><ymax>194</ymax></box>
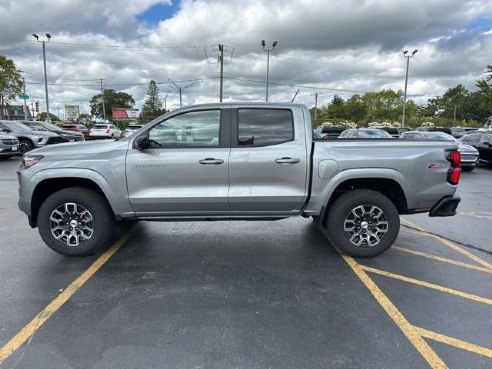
<box><xmin>123</xmin><ymin>124</ymin><xmax>144</xmax><ymax>138</ymax></box>
<box><xmin>89</xmin><ymin>124</ymin><xmax>122</xmax><ymax>139</ymax></box>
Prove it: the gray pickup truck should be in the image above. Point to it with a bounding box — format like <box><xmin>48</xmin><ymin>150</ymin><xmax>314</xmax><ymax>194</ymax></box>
<box><xmin>17</xmin><ymin>103</ymin><xmax>461</xmax><ymax>257</ymax></box>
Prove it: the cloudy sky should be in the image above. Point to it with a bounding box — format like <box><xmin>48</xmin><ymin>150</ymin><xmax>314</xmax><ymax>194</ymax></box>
<box><xmin>1</xmin><ymin>0</ymin><xmax>491</xmax><ymax>119</ymax></box>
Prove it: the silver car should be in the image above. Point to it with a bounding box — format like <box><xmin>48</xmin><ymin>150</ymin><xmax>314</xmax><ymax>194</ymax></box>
<box><xmin>0</xmin><ymin>120</ymin><xmax>65</xmax><ymax>154</ymax></box>
<box><xmin>401</xmin><ymin>131</ymin><xmax>479</xmax><ymax>171</ymax></box>
<box><xmin>123</xmin><ymin>124</ymin><xmax>144</xmax><ymax>138</ymax></box>
<box><xmin>0</xmin><ymin>133</ymin><xmax>19</xmax><ymax>160</ymax></box>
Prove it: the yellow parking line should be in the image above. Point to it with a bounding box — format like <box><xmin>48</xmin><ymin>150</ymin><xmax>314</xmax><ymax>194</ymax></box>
<box><xmin>0</xmin><ymin>225</ymin><xmax>138</xmax><ymax>365</ymax></box>
<box><xmin>341</xmin><ymin>255</ymin><xmax>447</xmax><ymax>368</ymax></box>
<box><xmin>416</xmin><ymin>327</ymin><xmax>492</xmax><ymax>358</ymax></box>
<box><xmin>361</xmin><ymin>265</ymin><xmax>492</xmax><ymax>306</ymax></box>
<box><xmin>394</xmin><ymin>246</ymin><xmax>492</xmax><ymax>275</ymax></box>
<box><xmin>402</xmin><ymin>219</ymin><xmax>492</xmax><ymax>271</ymax></box>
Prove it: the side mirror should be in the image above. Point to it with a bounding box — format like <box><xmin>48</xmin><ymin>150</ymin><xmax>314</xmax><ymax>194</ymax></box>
<box><xmin>134</xmin><ymin>133</ymin><xmax>150</xmax><ymax>150</ymax></box>
<box><xmin>1</xmin><ymin>128</ymin><xmax>12</xmax><ymax>133</ymax></box>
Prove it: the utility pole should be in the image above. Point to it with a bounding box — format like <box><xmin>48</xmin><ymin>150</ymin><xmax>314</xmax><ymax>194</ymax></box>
<box><xmin>32</xmin><ymin>33</ymin><xmax>51</xmax><ymax>121</ymax></box>
<box><xmin>100</xmin><ymin>78</ymin><xmax>106</xmax><ymax>121</ymax></box>
<box><xmin>218</xmin><ymin>44</ymin><xmax>224</xmax><ymax>102</ymax></box>
<box><xmin>205</xmin><ymin>44</ymin><xmax>233</xmax><ymax>102</ymax></box>
<box><xmin>22</xmin><ymin>77</ymin><xmax>27</xmax><ymax>120</ymax></box>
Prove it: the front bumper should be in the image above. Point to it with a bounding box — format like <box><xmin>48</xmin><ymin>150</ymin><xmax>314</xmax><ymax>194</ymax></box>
<box><xmin>429</xmin><ymin>196</ymin><xmax>461</xmax><ymax>217</ymax></box>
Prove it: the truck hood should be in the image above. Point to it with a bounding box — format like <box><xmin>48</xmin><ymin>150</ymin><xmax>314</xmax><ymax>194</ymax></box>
<box><xmin>29</xmin><ymin>138</ymin><xmax>129</xmax><ymax>157</ymax></box>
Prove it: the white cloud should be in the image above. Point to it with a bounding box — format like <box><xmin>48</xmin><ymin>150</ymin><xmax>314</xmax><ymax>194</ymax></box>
<box><xmin>1</xmin><ymin>0</ymin><xmax>491</xmax><ymax>118</ymax></box>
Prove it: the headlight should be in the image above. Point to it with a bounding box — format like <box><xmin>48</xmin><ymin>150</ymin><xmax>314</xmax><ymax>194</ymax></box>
<box><xmin>22</xmin><ymin>155</ymin><xmax>44</xmax><ymax>169</ymax></box>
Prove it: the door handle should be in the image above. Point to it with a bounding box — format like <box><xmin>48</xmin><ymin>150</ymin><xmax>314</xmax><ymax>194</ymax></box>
<box><xmin>199</xmin><ymin>158</ymin><xmax>224</xmax><ymax>165</ymax></box>
<box><xmin>275</xmin><ymin>157</ymin><xmax>301</xmax><ymax>164</ymax></box>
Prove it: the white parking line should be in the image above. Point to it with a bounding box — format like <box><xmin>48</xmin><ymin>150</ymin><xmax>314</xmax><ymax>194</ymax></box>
<box><xmin>460</xmin><ymin>211</ymin><xmax>492</xmax><ymax>220</ymax></box>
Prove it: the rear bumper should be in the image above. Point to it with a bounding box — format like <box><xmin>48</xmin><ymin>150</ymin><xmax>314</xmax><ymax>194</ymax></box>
<box><xmin>429</xmin><ymin>195</ymin><xmax>461</xmax><ymax>217</ymax></box>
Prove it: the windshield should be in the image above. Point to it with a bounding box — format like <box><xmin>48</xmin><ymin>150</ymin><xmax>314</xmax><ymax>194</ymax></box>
<box><xmin>40</xmin><ymin>122</ymin><xmax>63</xmax><ymax>132</ymax></box>
<box><xmin>93</xmin><ymin>125</ymin><xmax>109</xmax><ymax>129</ymax></box>
<box><xmin>23</xmin><ymin>122</ymin><xmax>50</xmax><ymax>132</ymax></box>
<box><xmin>2</xmin><ymin>121</ymin><xmax>34</xmax><ymax>132</ymax></box>
<box><xmin>423</xmin><ymin>132</ymin><xmax>456</xmax><ymax>141</ymax></box>
<box><xmin>358</xmin><ymin>129</ymin><xmax>392</xmax><ymax>138</ymax></box>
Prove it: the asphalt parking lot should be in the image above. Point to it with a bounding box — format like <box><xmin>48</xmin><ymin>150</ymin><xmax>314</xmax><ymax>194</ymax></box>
<box><xmin>1</xmin><ymin>157</ymin><xmax>491</xmax><ymax>369</ymax></box>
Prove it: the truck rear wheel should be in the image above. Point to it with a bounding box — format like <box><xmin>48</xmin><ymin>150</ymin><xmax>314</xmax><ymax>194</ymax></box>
<box><xmin>325</xmin><ymin>189</ymin><xmax>400</xmax><ymax>257</ymax></box>
<box><xmin>38</xmin><ymin>187</ymin><xmax>115</xmax><ymax>256</ymax></box>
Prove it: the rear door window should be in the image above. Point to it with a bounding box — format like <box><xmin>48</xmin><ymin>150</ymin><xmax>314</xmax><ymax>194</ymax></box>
<box><xmin>237</xmin><ymin>109</ymin><xmax>294</xmax><ymax>146</ymax></box>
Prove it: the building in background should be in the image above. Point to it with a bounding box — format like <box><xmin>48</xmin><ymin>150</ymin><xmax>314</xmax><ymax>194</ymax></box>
<box><xmin>0</xmin><ymin>105</ymin><xmax>33</xmax><ymax>120</ymax></box>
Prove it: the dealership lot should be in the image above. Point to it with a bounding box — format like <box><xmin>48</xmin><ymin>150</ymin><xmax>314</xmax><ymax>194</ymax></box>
<box><xmin>0</xmin><ymin>158</ymin><xmax>491</xmax><ymax>369</ymax></box>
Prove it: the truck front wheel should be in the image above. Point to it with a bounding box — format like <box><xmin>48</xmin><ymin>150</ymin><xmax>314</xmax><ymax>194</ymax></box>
<box><xmin>325</xmin><ymin>189</ymin><xmax>400</xmax><ymax>257</ymax></box>
<box><xmin>38</xmin><ymin>187</ymin><xmax>115</xmax><ymax>256</ymax></box>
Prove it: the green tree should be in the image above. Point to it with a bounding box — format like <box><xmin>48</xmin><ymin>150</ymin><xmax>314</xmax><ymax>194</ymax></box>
<box><xmin>325</xmin><ymin>95</ymin><xmax>345</xmax><ymax>120</ymax></box>
<box><xmin>344</xmin><ymin>94</ymin><xmax>366</xmax><ymax>123</ymax></box>
<box><xmin>140</xmin><ymin>80</ymin><xmax>165</xmax><ymax>123</ymax></box>
<box><xmin>476</xmin><ymin>65</ymin><xmax>492</xmax><ymax>120</ymax></box>
<box><xmin>89</xmin><ymin>89</ymin><xmax>135</xmax><ymax>120</ymax></box>
<box><xmin>0</xmin><ymin>55</ymin><xmax>23</xmax><ymax>119</ymax></box>
<box><xmin>421</xmin><ymin>97</ymin><xmax>440</xmax><ymax>118</ymax></box>
<box><xmin>37</xmin><ymin>112</ymin><xmax>60</xmax><ymax>121</ymax></box>
<box><xmin>439</xmin><ymin>84</ymin><xmax>469</xmax><ymax>122</ymax></box>
<box><xmin>362</xmin><ymin>89</ymin><xmax>403</xmax><ymax>122</ymax></box>
<box><xmin>461</xmin><ymin>91</ymin><xmax>489</xmax><ymax>122</ymax></box>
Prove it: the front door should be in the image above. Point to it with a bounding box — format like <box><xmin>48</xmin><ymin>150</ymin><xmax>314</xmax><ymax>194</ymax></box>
<box><xmin>126</xmin><ymin>109</ymin><xmax>231</xmax><ymax>216</ymax></box>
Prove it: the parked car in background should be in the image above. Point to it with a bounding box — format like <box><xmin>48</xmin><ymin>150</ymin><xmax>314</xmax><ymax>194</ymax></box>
<box><xmin>62</xmin><ymin>123</ymin><xmax>90</xmax><ymax>138</ymax></box>
<box><xmin>0</xmin><ymin>120</ymin><xmax>65</xmax><ymax>154</ymax></box>
<box><xmin>401</xmin><ymin>131</ymin><xmax>479</xmax><ymax>171</ymax></box>
<box><xmin>89</xmin><ymin>124</ymin><xmax>122</xmax><ymax>139</ymax></box>
<box><xmin>371</xmin><ymin>126</ymin><xmax>409</xmax><ymax>138</ymax></box>
<box><xmin>21</xmin><ymin>121</ymin><xmax>85</xmax><ymax>142</ymax></box>
<box><xmin>318</xmin><ymin>126</ymin><xmax>345</xmax><ymax>139</ymax></box>
<box><xmin>123</xmin><ymin>124</ymin><xmax>144</xmax><ymax>138</ymax></box>
<box><xmin>338</xmin><ymin>128</ymin><xmax>393</xmax><ymax>139</ymax></box>
<box><xmin>0</xmin><ymin>133</ymin><xmax>19</xmax><ymax>160</ymax></box>
<box><xmin>416</xmin><ymin>126</ymin><xmax>452</xmax><ymax>135</ymax></box>
<box><xmin>450</xmin><ymin>127</ymin><xmax>477</xmax><ymax>139</ymax></box>
<box><xmin>459</xmin><ymin>132</ymin><xmax>492</xmax><ymax>166</ymax></box>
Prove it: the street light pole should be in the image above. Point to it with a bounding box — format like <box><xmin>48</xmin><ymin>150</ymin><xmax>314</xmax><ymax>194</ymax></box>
<box><xmin>401</xmin><ymin>49</ymin><xmax>418</xmax><ymax>127</ymax></box>
<box><xmin>168</xmin><ymin>79</ymin><xmax>202</xmax><ymax>108</ymax></box>
<box><xmin>261</xmin><ymin>40</ymin><xmax>278</xmax><ymax>102</ymax></box>
<box><xmin>32</xmin><ymin>33</ymin><xmax>51</xmax><ymax>122</ymax></box>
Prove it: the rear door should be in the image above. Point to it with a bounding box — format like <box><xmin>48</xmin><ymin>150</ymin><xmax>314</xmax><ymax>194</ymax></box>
<box><xmin>228</xmin><ymin>107</ymin><xmax>309</xmax><ymax>214</ymax></box>
<box><xmin>126</xmin><ymin>108</ymin><xmax>231</xmax><ymax>215</ymax></box>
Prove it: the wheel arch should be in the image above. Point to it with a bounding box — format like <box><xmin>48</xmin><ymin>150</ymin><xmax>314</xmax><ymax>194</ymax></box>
<box><xmin>319</xmin><ymin>177</ymin><xmax>408</xmax><ymax>227</ymax></box>
<box><xmin>30</xmin><ymin>177</ymin><xmax>114</xmax><ymax>227</ymax></box>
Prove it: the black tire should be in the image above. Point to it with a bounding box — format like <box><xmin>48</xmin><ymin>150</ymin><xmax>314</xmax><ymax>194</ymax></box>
<box><xmin>325</xmin><ymin>189</ymin><xmax>400</xmax><ymax>257</ymax></box>
<box><xmin>0</xmin><ymin>155</ymin><xmax>12</xmax><ymax>160</ymax></box>
<box><xmin>19</xmin><ymin>139</ymin><xmax>34</xmax><ymax>154</ymax></box>
<box><xmin>38</xmin><ymin>187</ymin><xmax>115</xmax><ymax>256</ymax></box>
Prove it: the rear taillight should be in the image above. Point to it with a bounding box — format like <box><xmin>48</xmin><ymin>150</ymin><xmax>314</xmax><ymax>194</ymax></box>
<box><xmin>446</xmin><ymin>150</ymin><xmax>461</xmax><ymax>185</ymax></box>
